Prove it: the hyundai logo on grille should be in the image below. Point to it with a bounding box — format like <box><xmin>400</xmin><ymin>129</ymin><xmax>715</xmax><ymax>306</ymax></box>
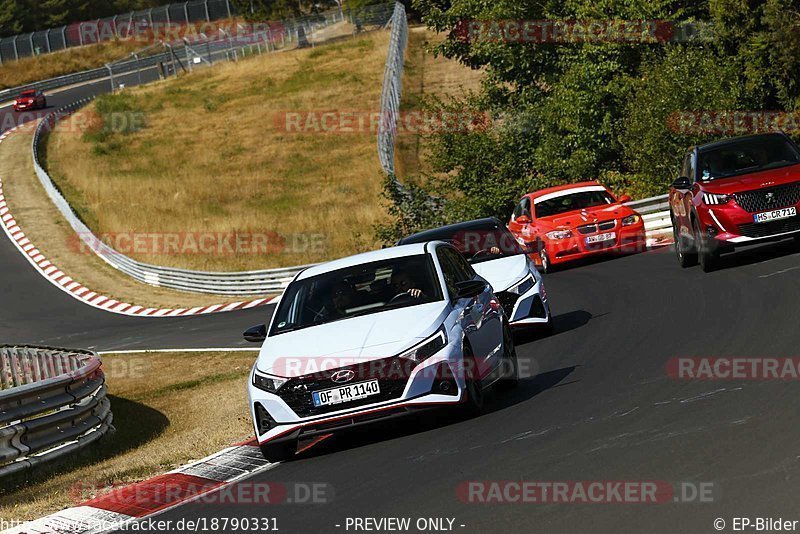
<box><xmin>331</xmin><ymin>370</ymin><xmax>356</xmax><ymax>383</ymax></box>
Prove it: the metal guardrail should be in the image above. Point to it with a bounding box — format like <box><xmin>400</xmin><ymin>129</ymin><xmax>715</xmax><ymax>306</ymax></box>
<box><xmin>0</xmin><ymin>0</ymin><xmax>235</xmax><ymax>65</ymax></box>
<box><xmin>0</xmin><ymin>4</ymin><xmax>396</xmax><ymax>103</ymax></box>
<box><xmin>0</xmin><ymin>346</ymin><xmax>112</xmax><ymax>478</ymax></box>
<box><xmin>626</xmin><ymin>194</ymin><xmax>672</xmax><ymax>241</ymax></box>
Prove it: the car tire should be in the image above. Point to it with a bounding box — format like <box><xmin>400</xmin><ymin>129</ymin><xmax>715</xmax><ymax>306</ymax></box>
<box><xmin>672</xmin><ymin>215</ymin><xmax>697</xmax><ymax>268</ymax></box>
<box><xmin>461</xmin><ymin>345</ymin><xmax>484</xmax><ymax>416</ymax></box>
<box><xmin>497</xmin><ymin>325</ymin><xmax>519</xmax><ymax>391</ymax></box>
<box><xmin>539</xmin><ymin>248</ymin><xmax>554</xmax><ymax>274</ymax></box>
<box><xmin>259</xmin><ymin>440</ymin><xmax>296</xmax><ymax>462</ymax></box>
<box><xmin>693</xmin><ymin>220</ymin><xmax>719</xmax><ymax>272</ymax></box>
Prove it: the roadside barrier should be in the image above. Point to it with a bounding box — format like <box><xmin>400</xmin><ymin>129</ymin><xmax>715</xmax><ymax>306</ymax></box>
<box><xmin>0</xmin><ymin>345</ymin><xmax>112</xmax><ymax>478</ymax></box>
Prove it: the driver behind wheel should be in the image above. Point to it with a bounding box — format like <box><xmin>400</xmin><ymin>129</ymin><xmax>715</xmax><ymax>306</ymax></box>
<box><xmin>390</xmin><ymin>270</ymin><xmax>426</xmax><ymax>299</ymax></box>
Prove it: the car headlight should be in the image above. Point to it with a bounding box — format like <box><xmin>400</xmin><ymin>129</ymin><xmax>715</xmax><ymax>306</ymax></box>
<box><xmin>399</xmin><ymin>325</ymin><xmax>448</xmax><ymax>364</ymax></box>
<box><xmin>702</xmin><ymin>193</ymin><xmax>731</xmax><ymax>205</ymax></box>
<box><xmin>621</xmin><ymin>214</ymin><xmax>641</xmax><ymax>226</ymax></box>
<box><xmin>507</xmin><ymin>274</ymin><xmax>535</xmax><ymax>295</ymax></box>
<box><xmin>252</xmin><ymin>371</ymin><xmax>290</xmax><ymax>393</ymax></box>
<box><xmin>546</xmin><ymin>229</ymin><xmax>573</xmax><ymax>240</ymax></box>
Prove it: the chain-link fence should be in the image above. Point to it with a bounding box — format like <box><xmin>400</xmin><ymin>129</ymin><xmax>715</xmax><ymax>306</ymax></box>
<box><xmin>104</xmin><ymin>4</ymin><xmax>395</xmax><ymax>92</ymax></box>
<box><xmin>377</xmin><ymin>2</ymin><xmax>408</xmax><ymax>177</ymax></box>
<box><xmin>0</xmin><ymin>0</ymin><xmax>234</xmax><ymax>64</ymax></box>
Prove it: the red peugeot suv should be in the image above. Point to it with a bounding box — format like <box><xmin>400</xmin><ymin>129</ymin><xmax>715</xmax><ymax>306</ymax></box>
<box><xmin>669</xmin><ymin>132</ymin><xmax>800</xmax><ymax>272</ymax></box>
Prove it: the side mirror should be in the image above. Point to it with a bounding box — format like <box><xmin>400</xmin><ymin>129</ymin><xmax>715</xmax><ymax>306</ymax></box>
<box><xmin>516</xmin><ymin>215</ymin><xmax>531</xmax><ymax>225</ymax></box>
<box><xmin>618</xmin><ymin>194</ymin><xmax>632</xmax><ymax>203</ymax></box>
<box><xmin>671</xmin><ymin>176</ymin><xmax>691</xmax><ymax>189</ymax></box>
<box><xmin>454</xmin><ymin>279</ymin><xmax>487</xmax><ymax>300</ymax></box>
<box><xmin>243</xmin><ymin>324</ymin><xmax>267</xmax><ymax>343</ymax></box>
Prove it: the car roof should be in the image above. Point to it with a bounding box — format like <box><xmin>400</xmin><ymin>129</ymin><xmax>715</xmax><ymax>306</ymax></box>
<box><xmin>19</xmin><ymin>90</ymin><xmax>36</xmax><ymax>96</ymax></box>
<box><xmin>526</xmin><ymin>180</ymin><xmax>602</xmax><ymax>200</ymax></box>
<box><xmin>692</xmin><ymin>132</ymin><xmax>790</xmax><ymax>153</ymax></box>
<box><xmin>297</xmin><ymin>243</ymin><xmax>433</xmax><ymax>280</ymax></box>
<box><xmin>396</xmin><ymin>218</ymin><xmax>506</xmax><ymax>246</ymax></box>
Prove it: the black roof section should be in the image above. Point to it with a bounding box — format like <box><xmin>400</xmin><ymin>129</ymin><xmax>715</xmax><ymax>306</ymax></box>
<box><xmin>692</xmin><ymin>132</ymin><xmax>791</xmax><ymax>153</ymax></box>
<box><xmin>396</xmin><ymin>217</ymin><xmax>506</xmax><ymax>246</ymax></box>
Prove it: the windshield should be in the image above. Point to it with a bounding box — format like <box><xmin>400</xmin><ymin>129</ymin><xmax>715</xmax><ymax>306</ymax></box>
<box><xmin>697</xmin><ymin>136</ymin><xmax>800</xmax><ymax>181</ymax></box>
<box><xmin>535</xmin><ymin>189</ymin><xmax>616</xmax><ymax>218</ymax></box>
<box><xmin>19</xmin><ymin>91</ymin><xmax>35</xmax><ymax>98</ymax></box>
<box><xmin>270</xmin><ymin>254</ymin><xmax>443</xmax><ymax>336</ymax></box>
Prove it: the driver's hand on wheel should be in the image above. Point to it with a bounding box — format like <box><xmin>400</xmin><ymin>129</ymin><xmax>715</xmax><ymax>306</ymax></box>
<box><xmin>490</xmin><ymin>246</ymin><xmax>501</xmax><ymax>254</ymax></box>
<box><xmin>407</xmin><ymin>288</ymin><xmax>423</xmax><ymax>298</ymax></box>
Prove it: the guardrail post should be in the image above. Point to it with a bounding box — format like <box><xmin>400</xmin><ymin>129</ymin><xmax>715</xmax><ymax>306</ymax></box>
<box><xmin>148</xmin><ymin>9</ymin><xmax>154</xmax><ymax>27</ymax></box>
<box><xmin>134</xmin><ymin>53</ymin><xmax>142</xmax><ymax>85</ymax></box>
<box><xmin>78</xmin><ymin>23</ymin><xmax>84</xmax><ymax>46</ymax></box>
<box><xmin>204</xmin><ymin>0</ymin><xmax>211</xmax><ymax>22</ymax></box>
<box><xmin>184</xmin><ymin>2</ymin><xmax>190</xmax><ymax>25</ymax></box>
<box><xmin>165</xmin><ymin>6</ymin><xmax>171</xmax><ymax>25</ymax></box>
<box><xmin>106</xmin><ymin>64</ymin><xmax>115</xmax><ymax>92</ymax></box>
<box><xmin>226</xmin><ymin>0</ymin><xmax>232</xmax><ymax>18</ymax></box>
<box><xmin>29</xmin><ymin>33</ymin><xmax>34</xmax><ymax>55</ymax></box>
<box><xmin>45</xmin><ymin>30</ymin><xmax>51</xmax><ymax>53</ymax></box>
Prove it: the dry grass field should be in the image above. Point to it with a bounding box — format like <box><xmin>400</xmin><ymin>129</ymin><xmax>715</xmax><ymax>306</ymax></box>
<box><xmin>46</xmin><ymin>32</ymin><xmax>390</xmax><ymax>271</ymax></box>
<box><xmin>0</xmin><ymin>123</ymin><xmax>245</xmax><ymax>308</ymax></box>
<box><xmin>0</xmin><ymin>40</ymin><xmax>144</xmax><ymax>91</ymax></box>
<box><xmin>0</xmin><ymin>351</ymin><xmax>256</xmax><ymax>521</ymax></box>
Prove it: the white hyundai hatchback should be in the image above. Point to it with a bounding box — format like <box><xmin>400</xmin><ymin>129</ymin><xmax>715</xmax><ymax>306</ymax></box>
<box><xmin>245</xmin><ymin>242</ymin><xmax>518</xmax><ymax>461</ymax></box>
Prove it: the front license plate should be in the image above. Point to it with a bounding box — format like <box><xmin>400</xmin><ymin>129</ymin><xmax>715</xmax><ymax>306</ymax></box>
<box><xmin>312</xmin><ymin>380</ymin><xmax>380</xmax><ymax>407</ymax></box>
<box><xmin>585</xmin><ymin>232</ymin><xmax>616</xmax><ymax>245</ymax></box>
<box><xmin>754</xmin><ymin>207</ymin><xmax>797</xmax><ymax>223</ymax></box>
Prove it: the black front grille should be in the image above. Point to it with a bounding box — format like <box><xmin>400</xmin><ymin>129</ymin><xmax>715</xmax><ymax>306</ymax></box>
<box><xmin>737</xmin><ymin>216</ymin><xmax>800</xmax><ymax>238</ymax></box>
<box><xmin>733</xmin><ymin>183</ymin><xmax>800</xmax><ymax>213</ymax></box>
<box><xmin>577</xmin><ymin>220</ymin><xmax>615</xmax><ymax>234</ymax></box>
<box><xmin>496</xmin><ymin>291</ymin><xmax>520</xmax><ymax>316</ymax></box>
<box><xmin>278</xmin><ymin>357</ymin><xmax>412</xmax><ymax>418</ymax></box>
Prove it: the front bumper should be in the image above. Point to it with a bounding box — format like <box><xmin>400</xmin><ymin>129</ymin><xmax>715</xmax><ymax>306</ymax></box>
<box><xmin>497</xmin><ymin>276</ymin><xmax>551</xmax><ymax>327</ymax></box>
<box><xmin>695</xmin><ymin>200</ymin><xmax>800</xmax><ymax>248</ymax></box>
<box><xmin>544</xmin><ymin>222</ymin><xmax>646</xmax><ymax>266</ymax></box>
<box><xmin>249</xmin><ymin>341</ymin><xmax>466</xmax><ymax>446</ymax></box>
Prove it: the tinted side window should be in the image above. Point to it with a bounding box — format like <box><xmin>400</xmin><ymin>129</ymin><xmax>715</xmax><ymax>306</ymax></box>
<box><xmin>437</xmin><ymin>246</ymin><xmax>474</xmax><ymax>297</ymax></box>
<box><xmin>521</xmin><ymin>198</ymin><xmax>531</xmax><ymax>218</ymax></box>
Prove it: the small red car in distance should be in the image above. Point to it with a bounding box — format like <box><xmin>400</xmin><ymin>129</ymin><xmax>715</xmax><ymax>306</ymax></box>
<box><xmin>13</xmin><ymin>90</ymin><xmax>46</xmax><ymax>112</ymax></box>
<box><xmin>669</xmin><ymin>132</ymin><xmax>800</xmax><ymax>272</ymax></box>
<box><xmin>508</xmin><ymin>181</ymin><xmax>646</xmax><ymax>272</ymax></box>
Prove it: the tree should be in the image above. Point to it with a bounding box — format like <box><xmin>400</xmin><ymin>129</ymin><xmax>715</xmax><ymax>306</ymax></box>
<box><xmin>374</xmin><ymin>0</ymin><xmax>800</xmax><ymax>240</ymax></box>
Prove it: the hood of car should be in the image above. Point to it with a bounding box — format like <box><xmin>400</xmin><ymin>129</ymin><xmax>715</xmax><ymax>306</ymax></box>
<box><xmin>256</xmin><ymin>301</ymin><xmax>449</xmax><ymax>377</ymax></box>
<box><xmin>538</xmin><ymin>203</ymin><xmax>635</xmax><ymax>229</ymax></box>
<box><xmin>698</xmin><ymin>164</ymin><xmax>800</xmax><ymax>194</ymax></box>
<box><xmin>472</xmin><ymin>254</ymin><xmax>530</xmax><ymax>293</ymax></box>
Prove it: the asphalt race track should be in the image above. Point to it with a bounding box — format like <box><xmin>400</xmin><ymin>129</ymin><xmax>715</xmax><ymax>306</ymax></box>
<box><xmin>5</xmin><ymin>66</ymin><xmax>800</xmax><ymax>534</ymax></box>
<box><xmin>127</xmin><ymin>240</ymin><xmax>798</xmax><ymax>533</ymax></box>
